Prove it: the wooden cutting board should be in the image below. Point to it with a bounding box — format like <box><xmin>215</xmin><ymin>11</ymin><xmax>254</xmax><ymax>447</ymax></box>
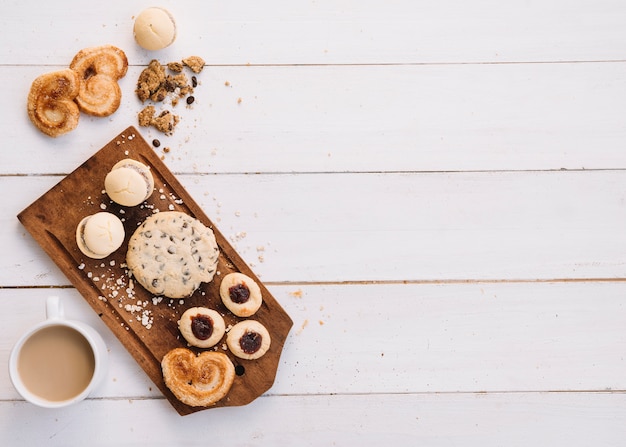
<box><xmin>18</xmin><ymin>126</ymin><xmax>293</xmax><ymax>416</ymax></box>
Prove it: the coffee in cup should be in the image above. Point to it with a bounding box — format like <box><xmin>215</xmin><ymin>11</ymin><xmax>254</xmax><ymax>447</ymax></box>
<box><xmin>9</xmin><ymin>296</ymin><xmax>108</xmax><ymax>408</ymax></box>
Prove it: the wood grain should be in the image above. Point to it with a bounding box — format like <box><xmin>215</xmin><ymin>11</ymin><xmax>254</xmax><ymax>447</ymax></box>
<box><xmin>17</xmin><ymin>126</ymin><xmax>293</xmax><ymax>415</ymax></box>
<box><xmin>5</xmin><ymin>62</ymin><xmax>626</xmax><ymax>176</ymax></box>
<box><xmin>5</xmin><ymin>169</ymin><xmax>626</xmax><ymax>287</ymax></box>
<box><xmin>2</xmin><ymin>392</ymin><xmax>626</xmax><ymax>446</ymax></box>
<box><xmin>3</xmin><ymin>0</ymin><xmax>626</xmax><ymax>65</ymax></box>
<box><xmin>3</xmin><ymin>0</ymin><xmax>626</xmax><ymax>443</ymax></box>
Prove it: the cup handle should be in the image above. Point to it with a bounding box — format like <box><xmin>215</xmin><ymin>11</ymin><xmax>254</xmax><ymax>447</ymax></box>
<box><xmin>46</xmin><ymin>296</ymin><xmax>64</xmax><ymax>320</ymax></box>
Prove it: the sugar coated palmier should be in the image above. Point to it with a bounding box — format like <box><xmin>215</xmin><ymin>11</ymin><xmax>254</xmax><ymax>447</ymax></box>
<box><xmin>219</xmin><ymin>272</ymin><xmax>263</xmax><ymax>317</ymax></box>
<box><xmin>70</xmin><ymin>45</ymin><xmax>128</xmax><ymax>117</ymax></box>
<box><xmin>27</xmin><ymin>69</ymin><xmax>80</xmax><ymax>137</ymax></box>
<box><xmin>161</xmin><ymin>348</ymin><xmax>235</xmax><ymax>407</ymax></box>
<box><xmin>226</xmin><ymin>320</ymin><xmax>271</xmax><ymax>360</ymax></box>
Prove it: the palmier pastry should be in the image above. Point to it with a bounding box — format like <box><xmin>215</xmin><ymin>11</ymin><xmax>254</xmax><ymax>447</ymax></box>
<box><xmin>69</xmin><ymin>45</ymin><xmax>128</xmax><ymax>116</ymax></box>
<box><xmin>27</xmin><ymin>69</ymin><xmax>80</xmax><ymax>137</ymax></box>
<box><xmin>219</xmin><ymin>272</ymin><xmax>263</xmax><ymax>317</ymax></box>
<box><xmin>178</xmin><ymin>307</ymin><xmax>225</xmax><ymax>348</ymax></box>
<box><xmin>226</xmin><ymin>320</ymin><xmax>271</xmax><ymax>360</ymax></box>
<box><xmin>161</xmin><ymin>348</ymin><xmax>235</xmax><ymax>407</ymax></box>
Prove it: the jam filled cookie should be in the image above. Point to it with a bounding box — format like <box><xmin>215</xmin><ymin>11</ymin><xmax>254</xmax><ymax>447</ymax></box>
<box><xmin>105</xmin><ymin>159</ymin><xmax>154</xmax><ymax>207</ymax></box>
<box><xmin>161</xmin><ymin>348</ymin><xmax>234</xmax><ymax>407</ymax></box>
<box><xmin>27</xmin><ymin>69</ymin><xmax>80</xmax><ymax>137</ymax></box>
<box><xmin>69</xmin><ymin>45</ymin><xmax>128</xmax><ymax>117</ymax></box>
<box><xmin>178</xmin><ymin>307</ymin><xmax>225</xmax><ymax>349</ymax></box>
<box><xmin>126</xmin><ymin>211</ymin><xmax>219</xmax><ymax>298</ymax></box>
<box><xmin>76</xmin><ymin>212</ymin><xmax>125</xmax><ymax>259</ymax></box>
<box><xmin>226</xmin><ymin>320</ymin><xmax>271</xmax><ymax>360</ymax></box>
<box><xmin>219</xmin><ymin>272</ymin><xmax>263</xmax><ymax>317</ymax></box>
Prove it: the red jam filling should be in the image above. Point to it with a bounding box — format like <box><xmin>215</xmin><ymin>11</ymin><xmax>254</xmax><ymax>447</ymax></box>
<box><xmin>191</xmin><ymin>314</ymin><xmax>213</xmax><ymax>340</ymax></box>
<box><xmin>229</xmin><ymin>283</ymin><xmax>251</xmax><ymax>304</ymax></box>
<box><xmin>239</xmin><ymin>331</ymin><xmax>262</xmax><ymax>354</ymax></box>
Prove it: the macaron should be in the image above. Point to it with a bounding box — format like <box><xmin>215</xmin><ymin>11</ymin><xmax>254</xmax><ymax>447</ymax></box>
<box><xmin>133</xmin><ymin>7</ymin><xmax>177</xmax><ymax>51</ymax></box>
<box><xmin>76</xmin><ymin>212</ymin><xmax>125</xmax><ymax>259</ymax></box>
<box><xmin>105</xmin><ymin>159</ymin><xmax>154</xmax><ymax>207</ymax></box>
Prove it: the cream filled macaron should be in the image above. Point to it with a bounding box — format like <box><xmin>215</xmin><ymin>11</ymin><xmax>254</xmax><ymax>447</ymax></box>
<box><xmin>76</xmin><ymin>212</ymin><xmax>125</xmax><ymax>259</ymax></box>
<box><xmin>134</xmin><ymin>7</ymin><xmax>177</xmax><ymax>51</ymax></box>
<box><xmin>105</xmin><ymin>159</ymin><xmax>154</xmax><ymax>207</ymax></box>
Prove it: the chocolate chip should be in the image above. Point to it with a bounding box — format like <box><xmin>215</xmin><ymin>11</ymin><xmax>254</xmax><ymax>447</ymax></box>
<box><xmin>186</xmin><ymin>96</ymin><xmax>195</xmax><ymax>105</ymax></box>
<box><xmin>191</xmin><ymin>76</ymin><xmax>198</xmax><ymax>88</ymax></box>
<box><xmin>152</xmin><ymin>139</ymin><xmax>161</xmax><ymax>147</ymax></box>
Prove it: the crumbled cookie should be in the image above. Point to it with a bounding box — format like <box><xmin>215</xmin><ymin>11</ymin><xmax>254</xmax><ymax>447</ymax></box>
<box><xmin>152</xmin><ymin>110</ymin><xmax>180</xmax><ymax>134</ymax></box>
<box><xmin>136</xmin><ymin>60</ymin><xmax>167</xmax><ymax>102</ymax></box>
<box><xmin>170</xmin><ymin>73</ymin><xmax>189</xmax><ymax>92</ymax></box>
<box><xmin>138</xmin><ymin>105</ymin><xmax>156</xmax><ymax>126</ymax></box>
<box><xmin>137</xmin><ymin>60</ymin><xmax>194</xmax><ymax>104</ymax></box>
<box><xmin>182</xmin><ymin>56</ymin><xmax>205</xmax><ymax>74</ymax></box>
<box><xmin>136</xmin><ymin>57</ymin><xmax>204</xmax><ymax>135</ymax></box>
<box><xmin>167</xmin><ymin>61</ymin><xmax>183</xmax><ymax>72</ymax></box>
<box><xmin>137</xmin><ymin>106</ymin><xmax>180</xmax><ymax>134</ymax></box>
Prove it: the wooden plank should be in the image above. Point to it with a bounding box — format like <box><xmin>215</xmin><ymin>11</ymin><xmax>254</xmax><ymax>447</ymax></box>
<box><xmin>5</xmin><ymin>62</ymin><xmax>626</xmax><ymax>175</ymax></box>
<box><xmin>16</xmin><ymin>127</ymin><xmax>293</xmax><ymax>415</ymax></box>
<box><xmin>2</xmin><ymin>1</ymin><xmax>626</xmax><ymax>65</ymax></box>
<box><xmin>1</xmin><ymin>392</ymin><xmax>626</xmax><ymax>446</ymax></box>
<box><xmin>4</xmin><ymin>169</ymin><xmax>626</xmax><ymax>286</ymax></box>
<box><xmin>2</xmin><ymin>282</ymin><xmax>626</xmax><ymax>399</ymax></box>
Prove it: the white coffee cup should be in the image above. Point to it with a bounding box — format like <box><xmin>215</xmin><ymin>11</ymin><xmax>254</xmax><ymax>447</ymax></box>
<box><xmin>9</xmin><ymin>296</ymin><xmax>108</xmax><ymax>408</ymax></box>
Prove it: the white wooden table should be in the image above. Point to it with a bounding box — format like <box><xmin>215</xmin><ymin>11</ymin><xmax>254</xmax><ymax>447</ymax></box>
<box><xmin>2</xmin><ymin>1</ymin><xmax>626</xmax><ymax>444</ymax></box>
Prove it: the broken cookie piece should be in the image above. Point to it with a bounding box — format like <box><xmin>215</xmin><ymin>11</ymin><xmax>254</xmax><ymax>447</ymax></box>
<box><xmin>137</xmin><ymin>105</ymin><xmax>155</xmax><ymax>126</ymax></box>
<box><xmin>153</xmin><ymin>110</ymin><xmax>180</xmax><ymax>134</ymax></box>
<box><xmin>137</xmin><ymin>106</ymin><xmax>180</xmax><ymax>134</ymax></box>
<box><xmin>167</xmin><ymin>62</ymin><xmax>183</xmax><ymax>72</ymax></box>
<box><xmin>136</xmin><ymin>60</ymin><xmax>167</xmax><ymax>102</ymax></box>
<box><xmin>136</xmin><ymin>60</ymin><xmax>193</xmax><ymax>103</ymax></box>
<box><xmin>182</xmin><ymin>56</ymin><xmax>205</xmax><ymax>74</ymax></box>
<box><xmin>135</xmin><ymin>57</ymin><xmax>204</xmax><ymax>135</ymax></box>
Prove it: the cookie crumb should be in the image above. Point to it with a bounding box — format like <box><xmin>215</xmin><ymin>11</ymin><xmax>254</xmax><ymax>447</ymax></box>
<box><xmin>138</xmin><ymin>106</ymin><xmax>180</xmax><ymax>135</ymax></box>
<box><xmin>138</xmin><ymin>105</ymin><xmax>155</xmax><ymax>127</ymax></box>
<box><xmin>182</xmin><ymin>56</ymin><xmax>205</xmax><ymax>73</ymax></box>
<box><xmin>167</xmin><ymin>62</ymin><xmax>183</xmax><ymax>72</ymax></box>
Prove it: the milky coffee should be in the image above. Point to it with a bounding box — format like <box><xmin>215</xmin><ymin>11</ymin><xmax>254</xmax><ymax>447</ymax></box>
<box><xmin>17</xmin><ymin>325</ymin><xmax>95</xmax><ymax>402</ymax></box>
